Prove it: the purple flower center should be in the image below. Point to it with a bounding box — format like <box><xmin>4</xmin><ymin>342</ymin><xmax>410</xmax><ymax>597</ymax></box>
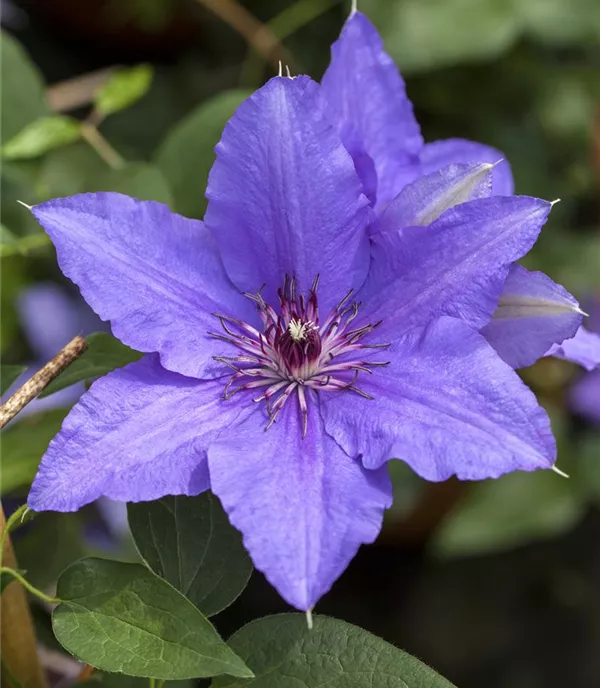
<box><xmin>211</xmin><ymin>276</ymin><xmax>389</xmax><ymax>437</ymax></box>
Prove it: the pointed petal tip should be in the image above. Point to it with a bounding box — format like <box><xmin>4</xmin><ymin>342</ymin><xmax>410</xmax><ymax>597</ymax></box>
<box><xmin>306</xmin><ymin>608</ymin><xmax>314</xmax><ymax>630</ymax></box>
<box><xmin>17</xmin><ymin>199</ymin><xmax>33</xmax><ymax>210</ymax></box>
<box><xmin>550</xmin><ymin>198</ymin><xmax>561</xmax><ymax>207</ymax></box>
<box><xmin>551</xmin><ymin>464</ymin><xmax>570</xmax><ymax>479</ymax></box>
<box><xmin>488</xmin><ymin>158</ymin><xmax>505</xmax><ymax>169</ymax></box>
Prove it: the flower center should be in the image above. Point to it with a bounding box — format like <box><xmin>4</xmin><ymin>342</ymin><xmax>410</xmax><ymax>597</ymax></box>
<box><xmin>210</xmin><ymin>276</ymin><xmax>388</xmax><ymax>437</ymax></box>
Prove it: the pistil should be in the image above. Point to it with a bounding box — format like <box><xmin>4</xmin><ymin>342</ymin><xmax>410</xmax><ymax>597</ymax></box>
<box><xmin>210</xmin><ymin>276</ymin><xmax>388</xmax><ymax>437</ymax></box>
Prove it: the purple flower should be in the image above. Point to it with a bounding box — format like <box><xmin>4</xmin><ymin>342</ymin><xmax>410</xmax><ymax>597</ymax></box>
<box><xmin>28</xmin><ymin>47</ymin><xmax>561</xmax><ymax>608</ymax></box>
<box><xmin>321</xmin><ymin>9</ymin><xmax>600</xmax><ymax>372</ymax></box>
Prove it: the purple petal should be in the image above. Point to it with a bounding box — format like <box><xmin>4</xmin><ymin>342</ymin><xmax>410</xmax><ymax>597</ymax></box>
<box><xmin>207</xmin><ymin>395</ymin><xmax>392</xmax><ymax>610</ymax></box>
<box><xmin>380</xmin><ymin>162</ymin><xmax>494</xmax><ymax>232</ymax></box>
<box><xmin>205</xmin><ymin>76</ymin><xmax>372</xmax><ymax>313</ymax></box>
<box><xmin>547</xmin><ymin>326</ymin><xmax>600</xmax><ymax>371</ymax></box>
<box><xmin>481</xmin><ymin>265</ymin><xmax>583</xmax><ymax>369</ymax></box>
<box><xmin>421</xmin><ymin>138</ymin><xmax>514</xmax><ymax>196</ymax></box>
<box><xmin>31</xmin><ymin>193</ymin><xmax>255</xmax><ymax>379</ymax></box>
<box><xmin>321</xmin><ymin>11</ymin><xmax>422</xmax><ymax>209</ymax></box>
<box><xmin>360</xmin><ymin>196</ymin><xmax>551</xmax><ymax>336</ymax></box>
<box><xmin>28</xmin><ymin>356</ymin><xmax>251</xmax><ymax>512</ymax></box>
<box><xmin>320</xmin><ymin>317</ymin><xmax>555</xmax><ymax>481</ymax></box>
<box><xmin>570</xmin><ymin>370</ymin><xmax>600</xmax><ymax>423</ymax></box>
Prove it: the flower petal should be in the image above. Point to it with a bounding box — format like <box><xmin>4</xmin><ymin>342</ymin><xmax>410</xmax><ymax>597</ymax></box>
<box><xmin>205</xmin><ymin>76</ymin><xmax>372</xmax><ymax>313</ymax></box>
<box><xmin>207</xmin><ymin>395</ymin><xmax>392</xmax><ymax>610</ymax></box>
<box><xmin>420</xmin><ymin>138</ymin><xmax>513</xmax><ymax>196</ymax></box>
<box><xmin>28</xmin><ymin>356</ymin><xmax>251</xmax><ymax>512</ymax></box>
<box><xmin>380</xmin><ymin>162</ymin><xmax>494</xmax><ymax>232</ymax></box>
<box><xmin>481</xmin><ymin>265</ymin><xmax>583</xmax><ymax>369</ymax></box>
<box><xmin>547</xmin><ymin>326</ymin><xmax>600</xmax><ymax>371</ymax></box>
<box><xmin>321</xmin><ymin>10</ymin><xmax>422</xmax><ymax>209</ymax></box>
<box><xmin>360</xmin><ymin>196</ymin><xmax>551</xmax><ymax>336</ymax></box>
<box><xmin>320</xmin><ymin>317</ymin><xmax>555</xmax><ymax>481</ymax></box>
<box><xmin>570</xmin><ymin>370</ymin><xmax>600</xmax><ymax>423</ymax></box>
<box><xmin>31</xmin><ymin>193</ymin><xmax>255</xmax><ymax>379</ymax></box>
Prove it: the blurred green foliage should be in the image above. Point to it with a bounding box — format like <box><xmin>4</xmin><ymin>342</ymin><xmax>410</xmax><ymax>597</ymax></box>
<box><xmin>1</xmin><ymin>0</ymin><xmax>599</xmax><ymax>588</ymax></box>
<box><xmin>362</xmin><ymin>0</ymin><xmax>600</xmax><ymax>73</ymax></box>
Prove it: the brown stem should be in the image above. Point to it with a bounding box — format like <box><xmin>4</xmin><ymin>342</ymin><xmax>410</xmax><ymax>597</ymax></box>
<box><xmin>1</xmin><ymin>504</ymin><xmax>48</xmax><ymax>688</ymax></box>
<box><xmin>0</xmin><ymin>335</ymin><xmax>87</xmax><ymax>429</ymax></box>
<box><xmin>46</xmin><ymin>68</ymin><xmax>115</xmax><ymax>113</ymax></box>
<box><xmin>193</xmin><ymin>0</ymin><xmax>296</xmax><ymax>74</ymax></box>
<box><xmin>80</xmin><ymin>124</ymin><xmax>125</xmax><ymax>170</ymax></box>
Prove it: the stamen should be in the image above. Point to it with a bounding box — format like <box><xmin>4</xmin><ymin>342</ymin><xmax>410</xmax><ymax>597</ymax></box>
<box><xmin>212</xmin><ymin>276</ymin><xmax>388</xmax><ymax>436</ymax></box>
<box><xmin>297</xmin><ymin>384</ymin><xmax>308</xmax><ymax>438</ymax></box>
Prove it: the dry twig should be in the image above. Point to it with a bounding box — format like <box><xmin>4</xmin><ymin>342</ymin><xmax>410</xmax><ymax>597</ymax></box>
<box><xmin>0</xmin><ymin>335</ymin><xmax>87</xmax><ymax>428</ymax></box>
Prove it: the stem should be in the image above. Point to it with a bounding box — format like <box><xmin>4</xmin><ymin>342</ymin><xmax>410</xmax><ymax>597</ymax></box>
<box><xmin>46</xmin><ymin>67</ymin><xmax>114</xmax><ymax>113</ymax></box>
<box><xmin>240</xmin><ymin>0</ymin><xmax>341</xmax><ymax>86</ymax></box>
<box><xmin>0</xmin><ymin>335</ymin><xmax>88</xmax><ymax>428</ymax></box>
<box><xmin>0</xmin><ymin>506</ymin><xmax>29</xmax><ymax>569</ymax></box>
<box><xmin>0</xmin><ymin>568</ymin><xmax>61</xmax><ymax>605</ymax></box>
<box><xmin>193</xmin><ymin>0</ymin><xmax>296</xmax><ymax>73</ymax></box>
<box><xmin>2</xmin><ymin>659</ymin><xmax>24</xmax><ymax>688</ymax></box>
<box><xmin>80</xmin><ymin>123</ymin><xmax>125</xmax><ymax>170</ymax></box>
<box><xmin>1</xmin><ymin>504</ymin><xmax>48</xmax><ymax>688</ymax></box>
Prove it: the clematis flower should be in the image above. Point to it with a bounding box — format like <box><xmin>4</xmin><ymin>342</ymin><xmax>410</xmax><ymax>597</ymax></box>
<box><xmin>29</xmin><ymin>79</ymin><xmax>560</xmax><ymax>608</ymax></box>
<box><xmin>320</xmin><ymin>8</ymin><xmax>600</xmax><ymax>373</ymax></box>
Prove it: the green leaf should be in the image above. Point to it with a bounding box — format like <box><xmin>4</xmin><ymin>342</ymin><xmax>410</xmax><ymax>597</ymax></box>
<box><xmin>1</xmin><ymin>364</ymin><xmax>26</xmax><ymax>395</ymax></box>
<box><xmin>2</xmin><ymin>116</ymin><xmax>81</xmax><ymax>161</ymax></box>
<box><xmin>13</xmin><ymin>513</ymin><xmax>85</xmax><ymax>589</ymax></box>
<box><xmin>88</xmin><ymin>162</ymin><xmax>173</xmax><ymax>205</ymax></box>
<box><xmin>1</xmin><ymin>409</ymin><xmax>69</xmax><ymax>496</ymax></box>
<box><xmin>573</xmin><ymin>431</ymin><xmax>600</xmax><ymax>503</ymax></box>
<box><xmin>360</xmin><ymin>0</ymin><xmax>518</xmax><ymax>72</ymax></box>
<box><xmin>0</xmin><ymin>225</ymin><xmax>23</xmax><ymax>257</ymax></box>
<box><xmin>430</xmin><ymin>468</ymin><xmax>583</xmax><ymax>558</ymax></box>
<box><xmin>0</xmin><ymin>250</ymin><xmax>29</xmax><ymax>354</ymax></box>
<box><xmin>39</xmin><ymin>333</ymin><xmax>141</xmax><ymax>398</ymax></box>
<box><xmin>520</xmin><ymin>0</ymin><xmax>600</xmax><ymax>44</ymax></box>
<box><xmin>1</xmin><ymin>32</ymin><xmax>49</xmax><ymax>141</ymax></box>
<box><xmin>36</xmin><ymin>143</ymin><xmax>107</xmax><ymax>199</ymax></box>
<box><xmin>94</xmin><ymin>65</ymin><xmax>153</xmax><ymax>117</ymax></box>
<box><xmin>155</xmin><ymin>90</ymin><xmax>250</xmax><ymax>218</ymax></box>
<box><xmin>93</xmin><ymin>672</ymin><xmax>193</xmax><ymax>688</ymax></box>
<box><xmin>212</xmin><ymin>614</ymin><xmax>455</xmax><ymax>687</ymax></box>
<box><xmin>53</xmin><ymin>558</ymin><xmax>253</xmax><ymax>680</ymax></box>
<box><xmin>128</xmin><ymin>493</ymin><xmax>252</xmax><ymax>617</ymax></box>
<box><xmin>0</xmin><ymin>226</ymin><xmax>51</xmax><ymax>258</ymax></box>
